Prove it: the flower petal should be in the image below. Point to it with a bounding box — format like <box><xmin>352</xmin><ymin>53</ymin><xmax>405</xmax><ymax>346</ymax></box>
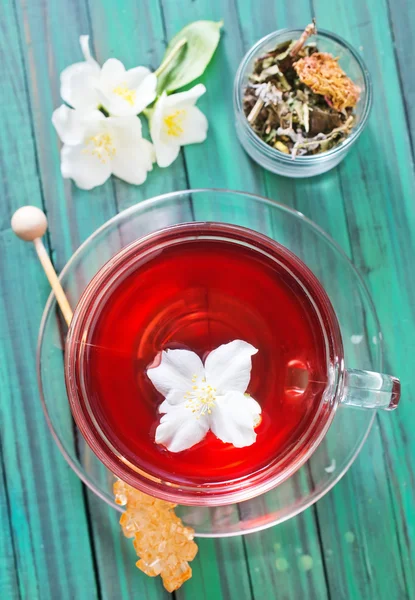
<box><xmin>164</xmin><ymin>83</ymin><xmax>206</xmax><ymax>110</ymax></box>
<box><xmin>98</xmin><ymin>63</ymin><xmax>157</xmax><ymax>116</ymax></box>
<box><xmin>204</xmin><ymin>340</ymin><xmax>258</xmax><ymax>394</ymax></box>
<box><xmin>155</xmin><ymin>404</ymin><xmax>209</xmax><ymax>453</ymax></box>
<box><xmin>105</xmin><ymin>116</ymin><xmax>154</xmax><ymax>183</ymax></box>
<box><xmin>152</xmin><ymin>140</ymin><xmax>180</xmax><ymax>168</ymax></box>
<box><xmin>79</xmin><ymin>35</ymin><xmax>99</xmax><ymax>69</ymax></box>
<box><xmin>60</xmin><ymin>62</ymin><xmax>100</xmax><ymax>110</ymax></box>
<box><xmin>112</xmin><ymin>138</ymin><xmax>154</xmax><ymax>184</ymax></box>
<box><xmin>150</xmin><ymin>93</ymin><xmax>180</xmax><ymax>167</ymax></box>
<box><xmin>52</xmin><ymin>105</ymin><xmax>104</xmax><ymax>145</ymax></box>
<box><xmin>125</xmin><ymin>66</ymin><xmax>152</xmax><ymax>88</ymax></box>
<box><xmin>100</xmin><ymin>58</ymin><xmax>126</xmax><ymax>88</ymax></box>
<box><xmin>147</xmin><ymin>349</ymin><xmax>204</xmax><ymax>404</ymax></box>
<box><xmin>98</xmin><ymin>59</ymin><xmax>127</xmax><ymax>114</ymax></box>
<box><xmin>60</xmin><ymin>144</ymin><xmax>111</xmax><ymax>190</ymax></box>
<box><xmin>158</xmin><ymin>399</ymin><xmax>171</xmax><ymax>414</ymax></box>
<box><xmin>209</xmin><ymin>391</ymin><xmax>261</xmax><ymax>447</ymax></box>
<box><xmin>177</xmin><ymin>106</ymin><xmax>208</xmax><ymax>145</ymax></box>
<box><xmin>132</xmin><ymin>72</ymin><xmax>157</xmax><ymax>114</ymax></box>
<box><xmin>106</xmin><ymin>114</ymin><xmax>143</xmax><ymax>140</ymax></box>
<box><xmin>149</xmin><ymin>91</ymin><xmax>166</xmax><ymax>142</ymax></box>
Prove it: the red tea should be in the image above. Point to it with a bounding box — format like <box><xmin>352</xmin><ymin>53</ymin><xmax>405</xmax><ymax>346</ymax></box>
<box><xmin>76</xmin><ymin>224</ymin><xmax>330</xmax><ymax>488</ymax></box>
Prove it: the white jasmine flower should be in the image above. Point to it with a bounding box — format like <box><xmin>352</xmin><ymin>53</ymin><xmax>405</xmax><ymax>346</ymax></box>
<box><xmin>52</xmin><ymin>105</ymin><xmax>154</xmax><ymax>190</ymax></box>
<box><xmin>147</xmin><ymin>340</ymin><xmax>261</xmax><ymax>453</ymax></box>
<box><xmin>60</xmin><ymin>36</ymin><xmax>101</xmax><ymax>111</ymax></box>
<box><xmin>97</xmin><ymin>59</ymin><xmax>157</xmax><ymax>117</ymax></box>
<box><xmin>60</xmin><ymin>36</ymin><xmax>157</xmax><ymax>116</ymax></box>
<box><xmin>149</xmin><ymin>83</ymin><xmax>208</xmax><ymax>168</ymax></box>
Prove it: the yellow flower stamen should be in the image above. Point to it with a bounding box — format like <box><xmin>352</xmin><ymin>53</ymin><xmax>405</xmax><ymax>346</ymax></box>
<box><xmin>83</xmin><ymin>133</ymin><xmax>116</xmax><ymax>164</ymax></box>
<box><xmin>112</xmin><ymin>85</ymin><xmax>137</xmax><ymax>106</ymax></box>
<box><xmin>184</xmin><ymin>374</ymin><xmax>217</xmax><ymax>418</ymax></box>
<box><xmin>163</xmin><ymin>109</ymin><xmax>186</xmax><ymax>137</ymax></box>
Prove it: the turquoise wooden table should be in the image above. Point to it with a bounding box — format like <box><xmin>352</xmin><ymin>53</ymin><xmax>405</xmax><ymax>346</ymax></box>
<box><xmin>1</xmin><ymin>0</ymin><xmax>414</xmax><ymax>598</ymax></box>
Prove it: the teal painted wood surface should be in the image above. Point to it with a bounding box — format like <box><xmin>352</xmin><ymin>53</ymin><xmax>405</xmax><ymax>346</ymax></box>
<box><xmin>0</xmin><ymin>0</ymin><xmax>414</xmax><ymax>599</ymax></box>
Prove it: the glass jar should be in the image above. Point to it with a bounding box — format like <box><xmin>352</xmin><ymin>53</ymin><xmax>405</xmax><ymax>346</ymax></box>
<box><xmin>233</xmin><ymin>28</ymin><xmax>373</xmax><ymax>178</ymax></box>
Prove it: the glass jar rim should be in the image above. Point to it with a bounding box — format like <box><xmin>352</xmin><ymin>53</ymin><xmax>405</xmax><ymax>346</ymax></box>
<box><xmin>64</xmin><ymin>220</ymin><xmax>344</xmax><ymax>506</ymax></box>
<box><xmin>233</xmin><ymin>27</ymin><xmax>373</xmax><ymax>164</ymax></box>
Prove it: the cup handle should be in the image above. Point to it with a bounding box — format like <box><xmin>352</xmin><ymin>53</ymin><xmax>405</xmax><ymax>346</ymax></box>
<box><xmin>341</xmin><ymin>369</ymin><xmax>400</xmax><ymax>411</ymax></box>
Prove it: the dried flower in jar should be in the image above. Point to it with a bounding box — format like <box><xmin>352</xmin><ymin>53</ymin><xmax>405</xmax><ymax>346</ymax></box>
<box><xmin>293</xmin><ymin>52</ymin><xmax>360</xmax><ymax>111</ymax></box>
<box><xmin>243</xmin><ymin>20</ymin><xmax>360</xmax><ymax>158</ymax></box>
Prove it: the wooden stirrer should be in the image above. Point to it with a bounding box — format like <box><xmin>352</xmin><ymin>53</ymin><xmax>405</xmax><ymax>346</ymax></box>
<box><xmin>11</xmin><ymin>206</ymin><xmax>73</xmax><ymax>326</ymax></box>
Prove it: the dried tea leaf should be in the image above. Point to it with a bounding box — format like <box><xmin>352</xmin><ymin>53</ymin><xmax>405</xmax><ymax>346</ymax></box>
<box><xmin>309</xmin><ymin>106</ymin><xmax>342</xmax><ymax>134</ymax></box>
<box><xmin>257</xmin><ymin>64</ymin><xmax>281</xmax><ymax>81</ymax></box>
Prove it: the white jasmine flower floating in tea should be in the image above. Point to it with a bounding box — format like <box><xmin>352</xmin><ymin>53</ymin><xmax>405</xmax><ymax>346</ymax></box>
<box><xmin>52</xmin><ymin>21</ymin><xmax>222</xmax><ymax>189</ymax></box>
<box><xmin>147</xmin><ymin>340</ymin><xmax>261</xmax><ymax>452</ymax></box>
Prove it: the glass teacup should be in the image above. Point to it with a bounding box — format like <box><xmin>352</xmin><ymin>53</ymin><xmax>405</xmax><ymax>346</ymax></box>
<box><xmin>65</xmin><ymin>222</ymin><xmax>400</xmax><ymax>506</ymax></box>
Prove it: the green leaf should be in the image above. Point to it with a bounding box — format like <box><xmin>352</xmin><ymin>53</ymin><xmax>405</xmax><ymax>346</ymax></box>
<box><xmin>156</xmin><ymin>20</ymin><xmax>223</xmax><ymax>94</ymax></box>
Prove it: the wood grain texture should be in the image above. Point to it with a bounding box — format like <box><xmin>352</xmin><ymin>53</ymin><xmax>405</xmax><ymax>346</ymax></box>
<box><xmin>158</xmin><ymin>3</ymin><xmax>332</xmax><ymax>600</ymax></box>
<box><xmin>0</xmin><ymin>445</ymin><xmax>20</xmax><ymax>599</ymax></box>
<box><xmin>13</xmin><ymin>0</ymin><xmax>172</xmax><ymax>597</ymax></box>
<box><xmin>224</xmin><ymin>3</ymin><xmax>384</xmax><ymax>599</ymax></box>
<box><xmin>151</xmin><ymin>2</ymin><xmax>259</xmax><ymax>598</ymax></box>
<box><xmin>87</xmin><ymin>0</ymin><xmax>189</xmax><ymax>213</ymax></box>
<box><xmin>1</xmin><ymin>0</ymin><xmax>414</xmax><ymax>599</ymax></box>
<box><xmin>386</xmin><ymin>0</ymin><xmax>415</xmax><ymax>151</ymax></box>
<box><xmin>234</xmin><ymin>1</ymin><xmax>415</xmax><ymax>597</ymax></box>
<box><xmin>312</xmin><ymin>0</ymin><xmax>415</xmax><ymax>597</ymax></box>
<box><xmin>0</xmin><ymin>2</ymin><xmax>98</xmax><ymax>599</ymax></box>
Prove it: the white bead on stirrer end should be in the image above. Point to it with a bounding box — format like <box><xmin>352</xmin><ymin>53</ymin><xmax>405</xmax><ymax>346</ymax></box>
<box><xmin>11</xmin><ymin>205</ymin><xmax>48</xmax><ymax>241</ymax></box>
<box><xmin>11</xmin><ymin>206</ymin><xmax>73</xmax><ymax>326</ymax></box>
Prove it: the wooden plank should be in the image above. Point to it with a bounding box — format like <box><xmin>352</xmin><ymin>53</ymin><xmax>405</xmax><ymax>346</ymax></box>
<box><xmin>243</xmin><ymin>518</ymin><xmax>328</xmax><ymax>600</ymax></box>
<box><xmin>0</xmin><ymin>2</ymin><xmax>100</xmax><ymax>599</ymax></box>
<box><xmin>223</xmin><ymin>4</ymin><xmax>347</xmax><ymax>599</ymax></box>
<box><xmin>311</xmin><ymin>0</ymin><xmax>415</xmax><ymax>597</ymax></box>
<box><xmin>386</xmin><ymin>0</ymin><xmax>415</xmax><ymax>149</ymax></box>
<box><xmin>265</xmin><ymin>177</ymin><xmax>409</xmax><ymax>597</ymax></box>
<box><xmin>153</xmin><ymin>2</ymin><xmax>256</xmax><ymax>598</ymax></box>
<box><xmin>158</xmin><ymin>5</ymin><xmax>260</xmax><ymax>194</ymax></box>
<box><xmin>225</xmin><ymin>2</ymin><xmax>412</xmax><ymax>599</ymax></box>
<box><xmin>177</xmin><ymin>538</ymin><xmax>253</xmax><ymax>600</ymax></box>
<box><xmin>313</xmin><ymin>425</ymin><xmax>407</xmax><ymax>599</ymax></box>
<box><xmin>0</xmin><ymin>240</ymin><xmax>98</xmax><ymax>600</ymax></box>
<box><xmin>16</xmin><ymin>0</ymin><xmax>116</xmax><ymax>272</ymax></box>
<box><xmin>0</xmin><ymin>444</ymin><xmax>20</xmax><ymax>599</ymax></box>
<box><xmin>87</xmin><ymin>0</ymin><xmax>189</xmax><ymax>213</ymax></box>
<box><xmin>6</xmin><ymin>2</ymin><xmax>414</xmax><ymax>600</ymax></box>
<box><xmin>15</xmin><ymin>0</ymin><xmax>173</xmax><ymax>597</ymax></box>
<box><xmin>157</xmin><ymin>2</ymin><xmax>332</xmax><ymax>600</ymax></box>
<box><xmin>75</xmin><ymin>0</ymin><xmax>195</xmax><ymax>596</ymax></box>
